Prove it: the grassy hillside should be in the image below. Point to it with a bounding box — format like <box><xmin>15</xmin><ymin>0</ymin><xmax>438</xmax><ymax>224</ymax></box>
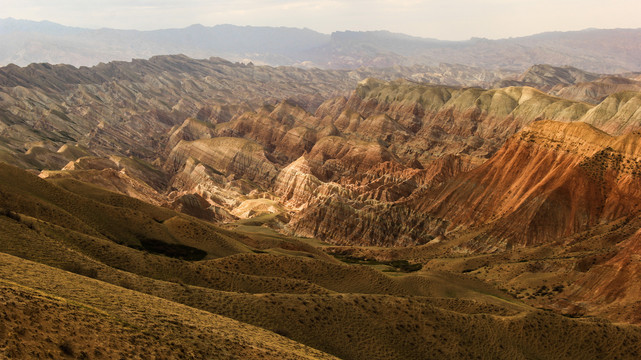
<box><xmin>0</xmin><ymin>254</ymin><xmax>336</xmax><ymax>359</ymax></box>
<box><xmin>2</xmin><ymin>161</ymin><xmax>641</xmax><ymax>359</ymax></box>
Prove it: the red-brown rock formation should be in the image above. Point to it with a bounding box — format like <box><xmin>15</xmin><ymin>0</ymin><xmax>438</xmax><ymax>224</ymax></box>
<box><xmin>166</xmin><ymin>137</ymin><xmax>278</xmax><ymax>185</ymax></box>
<box><xmin>417</xmin><ymin>121</ymin><xmax>641</xmax><ymax>250</ymax></box>
<box><xmin>563</xmin><ymin>227</ymin><xmax>641</xmax><ymax>324</ymax></box>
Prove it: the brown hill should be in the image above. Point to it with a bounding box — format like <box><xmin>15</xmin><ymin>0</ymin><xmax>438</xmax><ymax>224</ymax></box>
<box><xmin>0</xmin><ymin>254</ymin><xmax>337</xmax><ymax>360</ymax></box>
<box><xmin>262</xmin><ymin>80</ymin><xmax>592</xmax><ymax>245</ymax></box>
<box><xmin>581</xmin><ymin>91</ymin><xmax>641</xmax><ymax>135</ymax></box>
<box><xmin>158</xmin><ymin>78</ymin><xmax>641</xmax><ymax>247</ymax></box>
<box><xmin>3</xmin><ymin>164</ymin><xmax>641</xmax><ymax>359</ymax></box>
<box><xmin>20</xmin><ymin>76</ymin><xmax>641</xmax><ymax>249</ymax></box>
<box><xmin>166</xmin><ymin>137</ymin><xmax>279</xmax><ymax>184</ymax></box>
<box><xmin>498</xmin><ymin>64</ymin><xmax>641</xmax><ymax>104</ymax></box>
<box><xmin>498</xmin><ymin>64</ymin><xmax>600</xmax><ymax>91</ymax></box>
<box><xmin>319</xmin><ymin>78</ymin><xmax>591</xmax><ymax>164</ymax></box>
<box><xmin>412</xmin><ymin>120</ymin><xmax>641</xmax><ymax>249</ymax></box>
<box><xmin>563</xmin><ymin>227</ymin><xmax>641</xmax><ymax>323</ymax></box>
<box><xmin>277</xmin><ymin>115</ymin><xmax>641</xmax><ymax>249</ymax></box>
<box><xmin>552</xmin><ymin>76</ymin><xmax>641</xmax><ymax>104</ymax></box>
<box><xmin>0</xmin><ymin>55</ymin><xmax>364</xmax><ymax>170</ymax></box>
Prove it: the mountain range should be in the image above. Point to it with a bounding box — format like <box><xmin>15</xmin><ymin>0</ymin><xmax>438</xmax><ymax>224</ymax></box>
<box><xmin>3</xmin><ymin>34</ymin><xmax>641</xmax><ymax>358</ymax></box>
<box><xmin>2</xmin><ymin>18</ymin><xmax>641</xmax><ymax>72</ymax></box>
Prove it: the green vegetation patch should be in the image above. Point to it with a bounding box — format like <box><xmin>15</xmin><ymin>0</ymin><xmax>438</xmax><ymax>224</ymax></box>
<box><xmin>333</xmin><ymin>255</ymin><xmax>422</xmax><ymax>273</ymax></box>
<box><xmin>130</xmin><ymin>237</ymin><xmax>207</xmax><ymax>261</ymax></box>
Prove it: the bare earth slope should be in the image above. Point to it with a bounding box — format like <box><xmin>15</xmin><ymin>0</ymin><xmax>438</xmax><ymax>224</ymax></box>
<box><xmin>2</xmin><ymin>164</ymin><xmax>641</xmax><ymax>359</ymax></box>
<box><xmin>0</xmin><ymin>254</ymin><xmax>337</xmax><ymax>360</ymax></box>
<box><xmin>419</xmin><ymin>120</ymin><xmax>641</xmax><ymax>249</ymax></box>
<box><xmin>499</xmin><ymin>64</ymin><xmax>641</xmax><ymax>104</ymax></box>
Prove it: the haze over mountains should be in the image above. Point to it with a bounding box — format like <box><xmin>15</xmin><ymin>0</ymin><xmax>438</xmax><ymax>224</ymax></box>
<box><xmin>3</xmin><ymin>18</ymin><xmax>641</xmax><ymax>72</ymax></box>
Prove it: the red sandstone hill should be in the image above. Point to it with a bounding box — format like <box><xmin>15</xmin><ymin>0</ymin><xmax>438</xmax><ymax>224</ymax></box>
<box><xmin>416</xmin><ymin>120</ymin><xmax>641</xmax><ymax>250</ymax></box>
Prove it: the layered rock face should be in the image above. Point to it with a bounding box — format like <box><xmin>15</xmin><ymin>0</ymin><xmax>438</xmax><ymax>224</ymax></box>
<box><xmin>580</xmin><ymin>91</ymin><xmax>641</xmax><ymax>135</ymax></box>
<box><xmin>165</xmin><ymin>139</ymin><xmax>287</xmax><ymax>222</ymax></box>
<box><xmin>166</xmin><ymin>137</ymin><xmax>278</xmax><ymax>185</ymax></box>
<box><xmin>0</xmin><ymin>55</ymin><xmax>371</xmax><ymax>170</ymax></box>
<box><xmin>565</xmin><ymin>228</ymin><xmax>641</xmax><ymax>323</ymax></box>
<box><xmin>317</xmin><ymin>78</ymin><xmax>592</xmax><ymax>165</ymax></box>
<box><xmin>215</xmin><ymin>100</ymin><xmax>325</xmax><ymax>163</ymax></box>
<box><xmin>273</xmin><ymin>156</ymin><xmax>323</xmax><ymax>209</ymax></box>
<box><xmin>497</xmin><ymin>64</ymin><xmax>600</xmax><ymax>92</ymax></box>
<box><xmin>280</xmin><ymin>118</ymin><xmax>641</xmax><ymax>248</ymax></box>
<box><xmin>498</xmin><ymin>64</ymin><xmax>641</xmax><ymax>104</ymax></box>
<box><xmin>415</xmin><ymin>121</ymin><xmax>641</xmax><ymax>250</ymax></box>
<box><xmin>4</xmin><ymin>56</ymin><xmax>641</xmax><ymax>249</ymax></box>
<box><xmin>39</xmin><ymin>155</ymin><xmax>169</xmax><ymax>206</ymax></box>
<box><xmin>155</xmin><ymin>78</ymin><xmax>641</xmax><ymax>247</ymax></box>
<box><xmin>552</xmin><ymin>76</ymin><xmax>641</xmax><ymax>105</ymax></box>
<box><xmin>280</xmin><ymin>155</ymin><xmax>468</xmax><ymax>246</ymax></box>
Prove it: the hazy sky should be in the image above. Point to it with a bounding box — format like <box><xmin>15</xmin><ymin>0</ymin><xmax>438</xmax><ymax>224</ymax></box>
<box><xmin>2</xmin><ymin>0</ymin><xmax>640</xmax><ymax>40</ymax></box>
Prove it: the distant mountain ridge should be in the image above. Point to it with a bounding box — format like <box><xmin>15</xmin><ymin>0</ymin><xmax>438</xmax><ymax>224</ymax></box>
<box><xmin>499</xmin><ymin>64</ymin><xmax>641</xmax><ymax>104</ymax></box>
<box><xmin>2</xmin><ymin>18</ymin><xmax>641</xmax><ymax>72</ymax></box>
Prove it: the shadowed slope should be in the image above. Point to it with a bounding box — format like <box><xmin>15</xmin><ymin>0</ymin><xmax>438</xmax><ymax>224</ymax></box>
<box><xmin>0</xmin><ymin>254</ymin><xmax>337</xmax><ymax>360</ymax></box>
<box><xmin>3</xmin><ymin>250</ymin><xmax>641</xmax><ymax>360</ymax></box>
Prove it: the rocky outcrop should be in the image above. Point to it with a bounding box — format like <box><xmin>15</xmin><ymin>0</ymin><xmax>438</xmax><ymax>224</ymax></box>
<box><xmin>195</xmin><ymin>103</ymin><xmax>252</xmax><ymax>125</ymax></box>
<box><xmin>213</xmin><ymin>100</ymin><xmax>329</xmax><ymax>163</ymax></box>
<box><xmin>552</xmin><ymin>76</ymin><xmax>641</xmax><ymax>104</ymax></box>
<box><xmin>166</xmin><ymin>152</ymin><xmax>279</xmax><ymax>222</ymax></box>
<box><xmin>167</xmin><ymin>118</ymin><xmax>216</xmax><ymax>150</ymax></box>
<box><xmin>40</xmin><ymin>168</ymin><xmax>167</xmax><ymax>206</ymax></box>
<box><xmin>564</xmin><ymin>228</ymin><xmax>641</xmax><ymax>324</ymax></box>
<box><xmin>276</xmin><ymin>154</ymin><xmax>467</xmax><ymax>246</ymax></box>
<box><xmin>317</xmin><ymin>79</ymin><xmax>592</xmax><ymax>165</ymax></box>
<box><xmin>38</xmin><ymin>155</ymin><xmax>169</xmax><ymax>206</ymax></box>
<box><xmin>580</xmin><ymin>91</ymin><xmax>641</xmax><ymax>135</ymax></box>
<box><xmin>166</xmin><ymin>137</ymin><xmax>278</xmax><ymax>185</ymax></box>
<box><xmin>167</xmin><ymin>193</ymin><xmax>236</xmax><ymax>222</ymax></box>
<box><xmin>288</xmin><ymin>196</ymin><xmax>448</xmax><ymax>247</ymax></box>
<box><xmin>169</xmin><ymin>158</ymin><xmax>238</xmax><ymax>206</ymax></box>
<box><xmin>496</xmin><ymin>65</ymin><xmax>641</xmax><ymax>104</ymax></box>
<box><xmin>417</xmin><ymin>120</ymin><xmax>641</xmax><ymax>250</ymax></box>
<box><xmin>63</xmin><ymin>155</ymin><xmax>168</xmax><ymax>191</ymax></box>
<box><xmin>230</xmin><ymin>198</ymin><xmax>286</xmax><ymax>219</ymax></box>
<box><xmin>273</xmin><ymin>156</ymin><xmax>323</xmax><ymax>209</ymax></box>
<box><xmin>497</xmin><ymin>64</ymin><xmax>599</xmax><ymax>91</ymax></box>
<box><xmin>306</xmin><ymin>136</ymin><xmax>398</xmax><ymax>181</ymax></box>
<box><xmin>282</xmin><ymin>119</ymin><xmax>641</xmax><ymax>248</ymax></box>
